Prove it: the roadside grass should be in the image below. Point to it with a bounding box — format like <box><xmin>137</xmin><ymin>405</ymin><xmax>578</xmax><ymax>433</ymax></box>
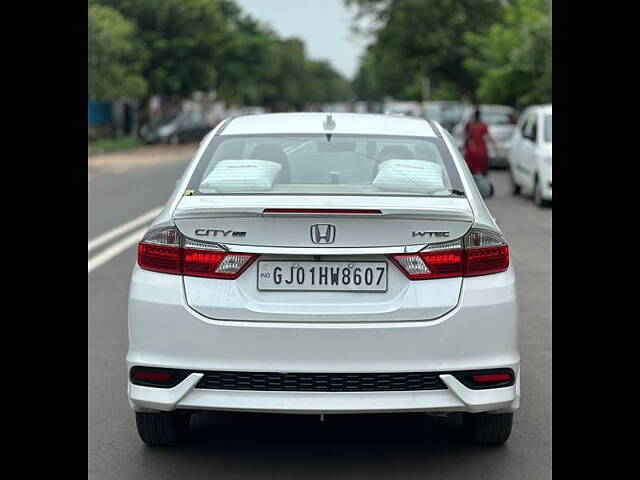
<box><xmin>88</xmin><ymin>136</ymin><xmax>144</xmax><ymax>156</ymax></box>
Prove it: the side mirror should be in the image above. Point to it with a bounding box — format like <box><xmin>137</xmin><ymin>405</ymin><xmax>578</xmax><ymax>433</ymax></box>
<box><xmin>473</xmin><ymin>175</ymin><xmax>494</xmax><ymax>199</ymax></box>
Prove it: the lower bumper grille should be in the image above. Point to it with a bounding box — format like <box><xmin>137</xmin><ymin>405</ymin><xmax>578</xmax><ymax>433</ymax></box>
<box><xmin>196</xmin><ymin>371</ymin><xmax>446</xmax><ymax>392</ymax></box>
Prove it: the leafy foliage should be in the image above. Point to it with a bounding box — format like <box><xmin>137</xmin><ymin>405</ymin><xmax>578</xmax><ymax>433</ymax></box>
<box><xmin>347</xmin><ymin>0</ymin><xmax>504</xmax><ymax>100</ymax></box>
<box><xmin>90</xmin><ymin>0</ymin><xmax>352</xmax><ymax>108</ymax></box>
<box><xmin>464</xmin><ymin>0</ymin><xmax>551</xmax><ymax>108</ymax></box>
<box><xmin>348</xmin><ymin>0</ymin><xmax>551</xmax><ymax>108</ymax></box>
<box><xmin>88</xmin><ymin>4</ymin><xmax>148</xmax><ymax>101</ymax></box>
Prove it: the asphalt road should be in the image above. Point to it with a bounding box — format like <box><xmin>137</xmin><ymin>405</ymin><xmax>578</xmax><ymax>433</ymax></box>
<box><xmin>88</xmin><ymin>157</ymin><xmax>551</xmax><ymax>479</ymax></box>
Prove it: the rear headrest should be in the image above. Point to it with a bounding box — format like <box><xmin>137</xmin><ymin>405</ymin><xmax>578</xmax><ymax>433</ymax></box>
<box><xmin>377</xmin><ymin>145</ymin><xmax>413</xmax><ymax>161</ymax></box>
<box><xmin>249</xmin><ymin>143</ymin><xmax>291</xmax><ymax>183</ymax></box>
<box><xmin>415</xmin><ymin>143</ymin><xmax>440</xmax><ymax>163</ymax></box>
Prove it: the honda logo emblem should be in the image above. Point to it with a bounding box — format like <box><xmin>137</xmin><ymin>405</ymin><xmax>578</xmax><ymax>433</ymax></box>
<box><xmin>310</xmin><ymin>224</ymin><xmax>336</xmax><ymax>244</ymax></box>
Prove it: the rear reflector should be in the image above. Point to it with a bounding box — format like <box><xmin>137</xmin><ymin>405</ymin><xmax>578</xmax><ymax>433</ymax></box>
<box><xmin>132</xmin><ymin>371</ymin><xmax>173</xmax><ymax>382</ymax></box>
<box><xmin>454</xmin><ymin>369</ymin><xmax>515</xmax><ymax>389</ymax></box>
<box><xmin>262</xmin><ymin>208</ymin><xmax>382</xmax><ymax>215</ymax></box>
<box><xmin>130</xmin><ymin>367</ymin><xmax>189</xmax><ymax>388</ymax></box>
<box><xmin>138</xmin><ymin>227</ymin><xmax>256</xmax><ymax>279</ymax></box>
<box><xmin>472</xmin><ymin>373</ymin><xmax>513</xmax><ymax>383</ymax></box>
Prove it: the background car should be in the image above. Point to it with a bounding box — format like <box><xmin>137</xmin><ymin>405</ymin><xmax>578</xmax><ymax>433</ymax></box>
<box><xmin>143</xmin><ymin>110</ymin><xmax>211</xmax><ymax>144</ymax></box>
<box><xmin>422</xmin><ymin>101</ymin><xmax>463</xmax><ymax>132</ymax></box>
<box><xmin>383</xmin><ymin>100</ymin><xmax>423</xmax><ymax>116</ymax></box>
<box><xmin>452</xmin><ymin>104</ymin><xmax>518</xmax><ymax>168</ymax></box>
<box><xmin>507</xmin><ymin>104</ymin><xmax>552</xmax><ymax>207</ymax></box>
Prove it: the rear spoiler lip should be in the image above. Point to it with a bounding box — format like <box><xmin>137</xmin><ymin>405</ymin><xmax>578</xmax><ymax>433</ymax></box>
<box><xmin>173</xmin><ymin>207</ymin><xmax>474</xmax><ymax>223</ymax></box>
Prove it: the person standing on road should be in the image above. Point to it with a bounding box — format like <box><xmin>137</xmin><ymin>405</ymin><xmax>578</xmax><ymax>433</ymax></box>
<box><xmin>463</xmin><ymin>108</ymin><xmax>496</xmax><ymax>176</ymax></box>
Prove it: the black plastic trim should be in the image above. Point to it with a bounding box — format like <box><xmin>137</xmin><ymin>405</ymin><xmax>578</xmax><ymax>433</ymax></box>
<box><xmin>129</xmin><ymin>366</ymin><xmax>516</xmax><ymax>391</ymax></box>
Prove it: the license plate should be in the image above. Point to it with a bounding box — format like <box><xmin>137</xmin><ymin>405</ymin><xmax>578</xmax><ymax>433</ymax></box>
<box><xmin>257</xmin><ymin>261</ymin><xmax>388</xmax><ymax>292</ymax></box>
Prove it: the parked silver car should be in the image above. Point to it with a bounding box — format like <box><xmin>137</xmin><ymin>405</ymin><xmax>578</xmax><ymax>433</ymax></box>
<box><xmin>452</xmin><ymin>105</ymin><xmax>518</xmax><ymax>168</ymax></box>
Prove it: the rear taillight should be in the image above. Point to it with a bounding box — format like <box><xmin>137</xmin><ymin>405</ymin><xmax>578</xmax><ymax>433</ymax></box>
<box><xmin>138</xmin><ymin>226</ymin><xmax>256</xmax><ymax>279</ymax></box>
<box><xmin>389</xmin><ymin>240</ymin><xmax>464</xmax><ymax>280</ymax></box>
<box><xmin>389</xmin><ymin>228</ymin><xmax>509</xmax><ymax>280</ymax></box>
<box><xmin>464</xmin><ymin>229</ymin><xmax>509</xmax><ymax>277</ymax></box>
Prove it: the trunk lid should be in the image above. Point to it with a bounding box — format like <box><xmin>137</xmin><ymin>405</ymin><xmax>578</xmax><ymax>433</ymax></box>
<box><xmin>174</xmin><ymin>195</ymin><xmax>473</xmax><ymax>248</ymax></box>
<box><xmin>175</xmin><ymin>195</ymin><xmax>474</xmax><ymax>323</ymax></box>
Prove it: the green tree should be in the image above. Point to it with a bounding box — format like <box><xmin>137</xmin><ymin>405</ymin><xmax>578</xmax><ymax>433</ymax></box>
<box><xmin>98</xmin><ymin>0</ymin><xmax>239</xmax><ymax>98</ymax></box>
<box><xmin>214</xmin><ymin>16</ymin><xmax>279</xmax><ymax>105</ymax></box>
<box><xmin>346</xmin><ymin>0</ymin><xmax>504</xmax><ymax>100</ymax></box>
<box><xmin>95</xmin><ymin>0</ymin><xmax>352</xmax><ymax>109</ymax></box>
<box><xmin>464</xmin><ymin>0</ymin><xmax>551</xmax><ymax>108</ymax></box>
<box><xmin>306</xmin><ymin>60</ymin><xmax>353</xmax><ymax>104</ymax></box>
<box><xmin>88</xmin><ymin>3</ymin><xmax>147</xmax><ymax>101</ymax></box>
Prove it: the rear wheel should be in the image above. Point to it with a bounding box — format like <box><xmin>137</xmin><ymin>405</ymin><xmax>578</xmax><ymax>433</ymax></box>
<box><xmin>169</xmin><ymin>133</ymin><xmax>181</xmax><ymax>145</ymax></box>
<box><xmin>509</xmin><ymin>167</ymin><xmax>521</xmax><ymax>195</ymax></box>
<box><xmin>533</xmin><ymin>176</ymin><xmax>551</xmax><ymax>207</ymax></box>
<box><xmin>135</xmin><ymin>410</ymin><xmax>191</xmax><ymax>446</ymax></box>
<box><xmin>463</xmin><ymin>412</ymin><xmax>513</xmax><ymax>445</ymax></box>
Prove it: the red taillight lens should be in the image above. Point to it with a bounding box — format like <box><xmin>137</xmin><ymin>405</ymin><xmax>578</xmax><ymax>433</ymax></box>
<box><xmin>465</xmin><ymin>245</ymin><xmax>509</xmax><ymax>276</ymax></box>
<box><xmin>138</xmin><ymin>243</ymin><xmax>182</xmax><ymax>274</ymax></box>
<box><xmin>182</xmin><ymin>248</ymin><xmax>255</xmax><ymax>278</ymax></box>
<box><xmin>463</xmin><ymin>229</ymin><xmax>509</xmax><ymax>277</ymax></box>
<box><xmin>137</xmin><ymin>227</ymin><xmax>256</xmax><ymax>279</ymax></box>
<box><xmin>389</xmin><ymin>229</ymin><xmax>509</xmax><ymax>280</ymax></box>
<box><xmin>390</xmin><ymin>248</ymin><xmax>463</xmax><ymax>280</ymax></box>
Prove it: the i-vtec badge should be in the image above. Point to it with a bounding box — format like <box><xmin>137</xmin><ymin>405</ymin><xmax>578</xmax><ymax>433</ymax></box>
<box><xmin>412</xmin><ymin>231</ymin><xmax>450</xmax><ymax>238</ymax></box>
<box><xmin>194</xmin><ymin>229</ymin><xmax>247</xmax><ymax>238</ymax></box>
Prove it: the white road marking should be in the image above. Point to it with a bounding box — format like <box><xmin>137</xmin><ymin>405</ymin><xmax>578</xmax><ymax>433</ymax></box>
<box><xmin>88</xmin><ymin>226</ymin><xmax>149</xmax><ymax>273</ymax></box>
<box><xmin>88</xmin><ymin>207</ymin><xmax>162</xmax><ymax>252</ymax></box>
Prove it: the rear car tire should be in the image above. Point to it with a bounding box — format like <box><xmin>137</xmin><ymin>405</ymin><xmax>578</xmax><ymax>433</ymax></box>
<box><xmin>510</xmin><ymin>169</ymin><xmax>521</xmax><ymax>195</ymax></box>
<box><xmin>533</xmin><ymin>177</ymin><xmax>551</xmax><ymax>208</ymax></box>
<box><xmin>463</xmin><ymin>412</ymin><xmax>513</xmax><ymax>445</ymax></box>
<box><xmin>135</xmin><ymin>410</ymin><xmax>191</xmax><ymax>446</ymax></box>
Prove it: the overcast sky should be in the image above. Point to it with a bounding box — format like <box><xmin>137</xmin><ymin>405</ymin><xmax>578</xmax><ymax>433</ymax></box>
<box><xmin>235</xmin><ymin>0</ymin><xmax>368</xmax><ymax>80</ymax></box>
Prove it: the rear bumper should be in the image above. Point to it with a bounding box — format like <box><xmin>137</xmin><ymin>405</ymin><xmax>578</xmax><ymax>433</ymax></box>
<box><xmin>489</xmin><ymin>142</ymin><xmax>510</xmax><ymax>167</ymax></box>
<box><xmin>127</xmin><ymin>265</ymin><xmax>519</xmax><ymax>414</ymax></box>
<box><xmin>489</xmin><ymin>156</ymin><xmax>508</xmax><ymax>168</ymax></box>
<box><xmin>541</xmin><ymin>178</ymin><xmax>552</xmax><ymax>200</ymax></box>
<box><xmin>128</xmin><ymin>372</ymin><xmax>519</xmax><ymax>414</ymax></box>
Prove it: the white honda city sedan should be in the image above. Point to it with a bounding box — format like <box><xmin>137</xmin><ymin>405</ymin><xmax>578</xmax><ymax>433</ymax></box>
<box><xmin>507</xmin><ymin>104</ymin><xmax>552</xmax><ymax>207</ymax></box>
<box><xmin>128</xmin><ymin>112</ymin><xmax>519</xmax><ymax>447</ymax></box>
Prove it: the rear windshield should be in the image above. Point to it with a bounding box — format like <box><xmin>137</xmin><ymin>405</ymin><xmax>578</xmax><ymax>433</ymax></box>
<box><xmin>481</xmin><ymin>111</ymin><xmax>516</xmax><ymax>125</ymax></box>
<box><xmin>188</xmin><ymin>134</ymin><xmax>464</xmax><ymax>197</ymax></box>
<box><xmin>425</xmin><ymin>105</ymin><xmax>462</xmax><ymax>123</ymax></box>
